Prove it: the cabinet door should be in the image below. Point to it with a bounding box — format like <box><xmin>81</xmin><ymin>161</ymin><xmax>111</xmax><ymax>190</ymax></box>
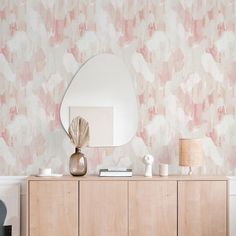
<box><xmin>178</xmin><ymin>181</ymin><xmax>227</xmax><ymax>236</ymax></box>
<box><xmin>29</xmin><ymin>181</ymin><xmax>78</xmax><ymax>236</ymax></box>
<box><xmin>80</xmin><ymin>181</ymin><xmax>128</xmax><ymax>236</ymax></box>
<box><xmin>230</xmin><ymin>196</ymin><xmax>236</xmax><ymax>236</ymax></box>
<box><xmin>129</xmin><ymin>181</ymin><xmax>177</xmax><ymax>236</ymax></box>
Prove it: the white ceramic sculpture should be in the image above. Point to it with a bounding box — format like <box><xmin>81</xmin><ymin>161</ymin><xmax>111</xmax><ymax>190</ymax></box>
<box><xmin>142</xmin><ymin>154</ymin><xmax>154</xmax><ymax>177</ymax></box>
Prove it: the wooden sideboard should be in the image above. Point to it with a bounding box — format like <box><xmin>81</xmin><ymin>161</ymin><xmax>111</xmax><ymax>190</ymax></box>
<box><xmin>27</xmin><ymin>175</ymin><xmax>228</xmax><ymax>236</ymax></box>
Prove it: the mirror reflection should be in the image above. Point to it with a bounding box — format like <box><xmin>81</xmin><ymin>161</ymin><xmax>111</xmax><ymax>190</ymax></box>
<box><xmin>60</xmin><ymin>53</ymin><xmax>138</xmax><ymax>147</ymax></box>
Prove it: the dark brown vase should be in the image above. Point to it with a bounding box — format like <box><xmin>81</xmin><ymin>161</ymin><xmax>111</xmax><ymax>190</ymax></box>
<box><xmin>69</xmin><ymin>148</ymin><xmax>87</xmax><ymax>176</ymax></box>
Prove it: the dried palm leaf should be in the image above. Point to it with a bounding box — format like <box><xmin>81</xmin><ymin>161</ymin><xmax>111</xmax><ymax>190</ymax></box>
<box><xmin>68</xmin><ymin>116</ymin><xmax>90</xmax><ymax>148</ymax></box>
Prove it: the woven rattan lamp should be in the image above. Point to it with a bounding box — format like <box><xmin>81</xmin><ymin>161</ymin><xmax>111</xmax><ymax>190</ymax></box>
<box><xmin>179</xmin><ymin>138</ymin><xmax>203</xmax><ymax>175</ymax></box>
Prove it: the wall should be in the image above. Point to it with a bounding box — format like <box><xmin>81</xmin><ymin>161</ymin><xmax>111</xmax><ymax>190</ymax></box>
<box><xmin>1</xmin><ymin>0</ymin><xmax>236</xmax><ymax>175</ymax></box>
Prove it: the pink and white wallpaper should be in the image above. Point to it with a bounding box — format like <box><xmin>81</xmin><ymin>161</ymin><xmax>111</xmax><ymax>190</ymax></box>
<box><xmin>0</xmin><ymin>0</ymin><xmax>236</xmax><ymax>175</ymax></box>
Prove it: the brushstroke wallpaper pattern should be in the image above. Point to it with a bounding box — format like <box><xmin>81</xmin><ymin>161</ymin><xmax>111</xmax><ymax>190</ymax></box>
<box><xmin>0</xmin><ymin>0</ymin><xmax>236</xmax><ymax>175</ymax></box>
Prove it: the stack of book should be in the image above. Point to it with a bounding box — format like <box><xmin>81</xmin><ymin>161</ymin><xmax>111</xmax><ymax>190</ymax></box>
<box><xmin>99</xmin><ymin>168</ymin><xmax>132</xmax><ymax>177</ymax></box>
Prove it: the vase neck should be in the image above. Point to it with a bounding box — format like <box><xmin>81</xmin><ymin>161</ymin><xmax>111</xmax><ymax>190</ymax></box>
<box><xmin>75</xmin><ymin>147</ymin><xmax>81</xmax><ymax>153</ymax></box>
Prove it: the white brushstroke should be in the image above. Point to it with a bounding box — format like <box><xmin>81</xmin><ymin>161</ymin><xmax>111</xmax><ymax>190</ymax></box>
<box><xmin>43</xmin><ymin>131</ymin><xmax>67</xmax><ymax>165</ymax></box>
<box><xmin>131</xmin><ymin>136</ymin><xmax>149</xmax><ymax>158</ymax></box>
<box><xmin>116</xmin><ymin>155</ymin><xmax>132</xmax><ymax>167</ymax></box>
<box><xmin>0</xmin><ymin>54</ymin><xmax>15</xmax><ymax>82</ymax></box>
<box><xmin>42</xmin><ymin>73</ymin><xmax>64</xmax><ymax>93</ymax></box>
<box><xmin>179</xmin><ymin>0</ymin><xmax>195</xmax><ymax>8</ymax></box>
<box><xmin>215</xmin><ymin>115</ymin><xmax>236</xmax><ymax>145</ymax></box>
<box><xmin>41</xmin><ymin>0</ymin><xmax>56</xmax><ymax>9</ymax></box>
<box><xmin>216</xmin><ymin>31</ymin><xmax>235</xmax><ymax>58</ymax></box>
<box><xmin>97</xmin><ymin>155</ymin><xmax>114</xmax><ymax>170</ymax></box>
<box><xmin>95</xmin><ymin>6</ymin><xmax>108</xmax><ymax>33</ymax></box>
<box><xmin>0</xmin><ymin>0</ymin><xmax>7</xmax><ymax>10</ymax></box>
<box><xmin>113</xmin><ymin>147</ymin><xmax>132</xmax><ymax>167</ymax></box>
<box><xmin>132</xmin><ymin>53</ymin><xmax>154</xmax><ymax>82</ymax></box>
<box><xmin>145</xmin><ymin>115</ymin><xmax>172</xmax><ymax>146</ymax></box>
<box><xmin>164</xmin><ymin>93</ymin><xmax>191</xmax><ymax>136</ymax></box>
<box><xmin>202</xmin><ymin>137</ymin><xmax>224</xmax><ymax>166</ymax></box>
<box><xmin>7</xmin><ymin>31</ymin><xmax>32</xmax><ymax>61</ymax></box>
<box><xmin>63</xmin><ymin>53</ymin><xmax>79</xmax><ymax>74</ymax></box>
<box><xmin>0</xmin><ymin>138</ymin><xmax>15</xmax><ymax>165</ymax></box>
<box><xmin>27</xmin><ymin>9</ymin><xmax>41</xmax><ymax>32</ymax></box>
<box><xmin>165</xmin><ymin>7</ymin><xmax>180</xmax><ymax>39</ymax></box>
<box><xmin>110</xmin><ymin>0</ymin><xmax>124</xmax><ymax>8</ymax></box>
<box><xmin>94</xmin><ymin>6</ymin><xmax>121</xmax><ymax>47</ymax></box>
<box><xmin>201</xmin><ymin>53</ymin><xmax>223</xmax><ymax>82</ymax></box>
<box><xmin>76</xmin><ymin>32</ymin><xmax>99</xmax><ymax>51</ymax></box>
<box><xmin>146</xmin><ymin>31</ymin><xmax>170</xmax><ymax>61</ymax></box>
<box><xmin>7</xmin><ymin>115</ymin><xmax>33</xmax><ymax>147</ymax></box>
<box><xmin>180</xmin><ymin>73</ymin><xmax>201</xmax><ymax>93</ymax></box>
<box><xmin>177</xmin><ymin>23</ymin><xmax>189</xmax><ymax>43</ymax></box>
<box><xmin>164</xmin><ymin>93</ymin><xmax>178</xmax><ymax>117</ymax></box>
<box><xmin>23</xmin><ymin>88</ymin><xmax>48</xmax><ymax>133</ymax></box>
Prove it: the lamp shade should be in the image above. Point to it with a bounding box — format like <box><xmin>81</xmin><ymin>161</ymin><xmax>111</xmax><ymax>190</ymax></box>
<box><xmin>179</xmin><ymin>138</ymin><xmax>203</xmax><ymax>167</ymax></box>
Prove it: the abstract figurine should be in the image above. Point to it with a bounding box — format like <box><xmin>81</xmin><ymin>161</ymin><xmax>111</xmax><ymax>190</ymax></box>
<box><xmin>142</xmin><ymin>154</ymin><xmax>154</xmax><ymax>177</ymax></box>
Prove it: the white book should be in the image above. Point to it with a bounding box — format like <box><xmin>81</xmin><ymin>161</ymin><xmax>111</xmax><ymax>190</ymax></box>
<box><xmin>107</xmin><ymin>167</ymin><xmax>128</xmax><ymax>171</ymax></box>
<box><xmin>99</xmin><ymin>169</ymin><xmax>132</xmax><ymax>177</ymax></box>
<box><xmin>99</xmin><ymin>171</ymin><xmax>132</xmax><ymax>177</ymax></box>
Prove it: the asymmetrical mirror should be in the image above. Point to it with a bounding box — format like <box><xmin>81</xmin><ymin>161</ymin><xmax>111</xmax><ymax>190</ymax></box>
<box><xmin>60</xmin><ymin>53</ymin><xmax>138</xmax><ymax>147</ymax></box>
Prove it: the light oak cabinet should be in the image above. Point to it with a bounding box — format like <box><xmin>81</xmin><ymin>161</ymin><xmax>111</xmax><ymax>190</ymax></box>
<box><xmin>28</xmin><ymin>180</ymin><xmax>78</xmax><ymax>236</ymax></box>
<box><xmin>80</xmin><ymin>181</ymin><xmax>128</xmax><ymax>236</ymax></box>
<box><xmin>178</xmin><ymin>181</ymin><xmax>227</xmax><ymax>236</ymax></box>
<box><xmin>129</xmin><ymin>181</ymin><xmax>177</xmax><ymax>236</ymax></box>
<box><xmin>27</xmin><ymin>176</ymin><xmax>228</xmax><ymax>236</ymax></box>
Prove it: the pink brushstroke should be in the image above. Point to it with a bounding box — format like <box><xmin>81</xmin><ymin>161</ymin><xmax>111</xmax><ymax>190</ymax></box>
<box><xmin>227</xmin><ymin>62</ymin><xmax>236</xmax><ymax>85</ymax></box>
<box><xmin>208</xmin><ymin>9</ymin><xmax>214</xmax><ymax>20</ymax></box>
<box><xmin>170</xmin><ymin>49</ymin><xmax>184</xmax><ymax>72</ymax></box>
<box><xmin>49</xmin><ymin>104</ymin><xmax>61</xmax><ymax>130</ymax></box>
<box><xmin>0</xmin><ymin>10</ymin><xmax>5</xmax><ymax>20</ymax></box>
<box><xmin>9</xmin><ymin>23</ymin><xmax>17</xmax><ymax>36</ymax></box>
<box><xmin>9</xmin><ymin>106</ymin><xmax>17</xmax><ymax>121</ymax></box>
<box><xmin>0</xmin><ymin>95</ymin><xmax>6</xmax><ymax>106</ymax></box>
<box><xmin>50</xmin><ymin>19</ymin><xmax>65</xmax><ymax>44</ymax></box>
<box><xmin>19</xmin><ymin>62</ymin><xmax>33</xmax><ymax>86</ymax></box>
<box><xmin>138</xmin><ymin>94</ymin><xmax>145</xmax><ymax>104</ymax></box>
<box><xmin>1</xmin><ymin>129</ymin><xmax>10</xmax><ymax>146</ymax></box>
<box><xmin>31</xmin><ymin>134</ymin><xmax>45</xmax><ymax>156</ymax></box>
<box><xmin>158</xmin><ymin>62</ymin><xmax>171</xmax><ymax>85</ymax></box>
<box><xmin>120</xmin><ymin>19</ymin><xmax>135</xmax><ymax>44</ymax></box>
<box><xmin>1</xmin><ymin>46</ymin><xmax>13</xmax><ymax>62</ymax></box>
<box><xmin>34</xmin><ymin>49</ymin><xmax>46</xmax><ymax>72</ymax></box>
<box><xmin>193</xmin><ymin>103</ymin><xmax>203</xmax><ymax>126</ymax></box>
<box><xmin>217</xmin><ymin>23</ymin><xmax>226</xmax><ymax>36</ymax></box>
<box><xmin>189</xmin><ymin>19</ymin><xmax>205</xmax><ymax>45</ymax></box>
<box><xmin>208</xmin><ymin>129</ymin><xmax>218</xmax><ymax>144</ymax></box>
<box><xmin>206</xmin><ymin>45</ymin><xmax>221</xmax><ymax>62</ymax></box>
<box><xmin>228</xmin><ymin>147</ymin><xmax>236</xmax><ymax>168</ymax></box>
<box><xmin>217</xmin><ymin>106</ymin><xmax>226</xmax><ymax>121</ymax></box>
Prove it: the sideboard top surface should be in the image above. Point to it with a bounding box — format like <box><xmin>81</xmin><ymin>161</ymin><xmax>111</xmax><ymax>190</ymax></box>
<box><xmin>27</xmin><ymin>175</ymin><xmax>228</xmax><ymax>181</ymax></box>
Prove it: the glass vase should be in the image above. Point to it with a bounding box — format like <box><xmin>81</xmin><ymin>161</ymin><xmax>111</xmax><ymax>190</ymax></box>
<box><xmin>69</xmin><ymin>148</ymin><xmax>87</xmax><ymax>176</ymax></box>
